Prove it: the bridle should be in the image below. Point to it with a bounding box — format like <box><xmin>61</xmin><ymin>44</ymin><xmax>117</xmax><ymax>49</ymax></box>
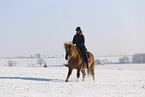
<box><xmin>65</xmin><ymin>45</ymin><xmax>73</xmax><ymax>60</ymax></box>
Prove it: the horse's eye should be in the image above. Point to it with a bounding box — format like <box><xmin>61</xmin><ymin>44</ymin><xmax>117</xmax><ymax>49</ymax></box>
<box><xmin>71</xmin><ymin>50</ymin><xmax>73</xmax><ymax>52</ymax></box>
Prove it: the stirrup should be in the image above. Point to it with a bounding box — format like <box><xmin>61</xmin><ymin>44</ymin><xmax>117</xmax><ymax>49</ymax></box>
<box><xmin>63</xmin><ymin>63</ymin><xmax>68</xmax><ymax>67</ymax></box>
<box><xmin>87</xmin><ymin>65</ymin><xmax>90</xmax><ymax>69</ymax></box>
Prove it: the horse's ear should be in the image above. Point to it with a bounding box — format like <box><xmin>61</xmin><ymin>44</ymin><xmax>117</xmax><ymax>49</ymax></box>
<box><xmin>64</xmin><ymin>43</ymin><xmax>68</xmax><ymax>49</ymax></box>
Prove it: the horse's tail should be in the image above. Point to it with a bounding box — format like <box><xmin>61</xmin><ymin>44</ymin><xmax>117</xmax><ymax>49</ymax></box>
<box><xmin>87</xmin><ymin>61</ymin><xmax>95</xmax><ymax>76</ymax></box>
<box><xmin>87</xmin><ymin>52</ymin><xmax>95</xmax><ymax>77</ymax></box>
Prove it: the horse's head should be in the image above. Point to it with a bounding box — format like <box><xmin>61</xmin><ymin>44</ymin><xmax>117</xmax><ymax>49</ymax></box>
<box><xmin>64</xmin><ymin>42</ymin><xmax>75</xmax><ymax>60</ymax></box>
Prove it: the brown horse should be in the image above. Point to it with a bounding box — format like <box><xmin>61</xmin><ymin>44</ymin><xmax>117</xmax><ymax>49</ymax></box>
<box><xmin>64</xmin><ymin>42</ymin><xmax>95</xmax><ymax>82</ymax></box>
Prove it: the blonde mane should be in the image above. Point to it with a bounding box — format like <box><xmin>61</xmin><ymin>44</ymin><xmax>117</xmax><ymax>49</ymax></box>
<box><xmin>64</xmin><ymin>41</ymin><xmax>76</xmax><ymax>49</ymax></box>
<box><xmin>64</xmin><ymin>41</ymin><xmax>73</xmax><ymax>45</ymax></box>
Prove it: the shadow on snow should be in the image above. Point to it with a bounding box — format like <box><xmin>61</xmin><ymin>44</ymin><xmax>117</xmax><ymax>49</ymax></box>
<box><xmin>0</xmin><ymin>77</ymin><xmax>64</xmax><ymax>82</ymax></box>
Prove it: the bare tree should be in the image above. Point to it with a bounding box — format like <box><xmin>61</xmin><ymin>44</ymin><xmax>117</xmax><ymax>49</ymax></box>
<box><xmin>132</xmin><ymin>53</ymin><xmax>145</xmax><ymax>63</ymax></box>
<box><xmin>35</xmin><ymin>53</ymin><xmax>41</xmax><ymax>58</ymax></box>
<box><xmin>37</xmin><ymin>58</ymin><xmax>45</xmax><ymax>67</ymax></box>
<box><xmin>95</xmin><ymin>59</ymin><xmax>101</xmax><ymax>65</ymax></box>
<box><xmin>119</xmin><ymin>56</ymin><xmax>130</xmax><ymax>63</ymax></box>
<box><xmin>101</xmin><ymin>59</ymin><xmax>109</xmax><ymax>65</ymax></box>
<box><xmin>30</xmin><ymin>55</ymin><xmax>34</xmax><ymax>58</ymax></box>
<box><xmin>8</xmin><ymin>60</ymin><xmax>17</xmax><ymax>67</ymax></box>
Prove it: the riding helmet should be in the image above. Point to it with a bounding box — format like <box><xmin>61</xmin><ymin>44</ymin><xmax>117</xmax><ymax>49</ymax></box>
<box><xmin>76</xmin><ymin>27</ymin><xmax>81</xmax><ymax>31</ymax></box>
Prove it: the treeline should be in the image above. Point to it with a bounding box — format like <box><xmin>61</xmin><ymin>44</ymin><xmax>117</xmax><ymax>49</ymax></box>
<box><xmin>132</xmin><ymin>53</ymin><xmax>145</xmax><ymax>63</ymax></box>
<box><xmin>95</xmin><ymin>53</ymin><xmax>145</xmax><ymax>65</ymax></box>
<box><xmin>7</xmin><ymin>58</ymin><xmax>47</xmax><ymax>67</ymax></box>
<box><xmin>120</xmin><ymin>53</ymin><xmax>145</xmax><ymax>63</ymax></box>
<box><xmin>6</xmin><ymin>53</ymin><xmax>57</xmax><ymax>59</ymax></box>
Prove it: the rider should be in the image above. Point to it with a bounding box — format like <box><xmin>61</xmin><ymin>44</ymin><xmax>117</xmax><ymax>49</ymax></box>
<box><xmin>72</xmin><ymin>27</ymin><xmax>89</xmax><ymax>68</ymax></box>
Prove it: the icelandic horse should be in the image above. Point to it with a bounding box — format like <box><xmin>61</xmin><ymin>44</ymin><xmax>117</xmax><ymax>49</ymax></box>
<box><xmin>64</xmin><ymin>42</ymin><xmax>95</xmax><ymax>82</ymax></box>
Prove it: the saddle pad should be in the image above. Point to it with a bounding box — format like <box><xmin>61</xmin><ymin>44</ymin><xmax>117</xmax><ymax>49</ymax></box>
<box><xmin>87</xmin><ymin>52</ymin><xmax>91</xmax><ymax>62</ymax></box>
<box><xmin>88</xmin><ymin>57</ymin><xmax>91</xmax><ymax>62</ymax></box>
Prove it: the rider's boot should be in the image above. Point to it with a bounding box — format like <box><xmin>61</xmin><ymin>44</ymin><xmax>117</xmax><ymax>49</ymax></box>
<box><xmin>86</xmin><ymin>62</ymin><xmax>89</xmax><ymax>69</ymax></box>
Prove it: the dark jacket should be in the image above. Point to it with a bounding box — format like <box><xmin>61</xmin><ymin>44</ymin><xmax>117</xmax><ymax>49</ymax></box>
<box><xmin>72</xmin><ymin>34</ymin><xmax>88</xmax><ymax>63</ymax></box>
<box><xmin>72</xmin><ymin>34</ymin><xmax>85</xmax><ymax>47</ymax></box>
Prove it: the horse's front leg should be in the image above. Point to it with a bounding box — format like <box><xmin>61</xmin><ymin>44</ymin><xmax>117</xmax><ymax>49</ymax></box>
<box><xmin>76</xmin><ymin>68</ymin><xmax>81</xmax><ymax>82</ymax></box>
<box><xmin>65</xmin><ymin>68</ymin><xmax>73</xmax><ymax>82</ymax></box>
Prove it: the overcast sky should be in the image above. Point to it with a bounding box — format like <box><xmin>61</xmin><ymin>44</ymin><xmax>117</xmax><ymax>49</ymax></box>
<box><xmin>0</xmin><ymin>0</ymin><xmax>145</xmax><ymax>57</ymax></box>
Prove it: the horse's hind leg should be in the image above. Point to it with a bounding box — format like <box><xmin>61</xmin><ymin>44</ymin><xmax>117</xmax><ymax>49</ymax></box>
<box><xmin>65</xmin><ymin>68</ymin><xmax>73</xmax><ymax>82</ymax></box>
<box><xmin>81</xmin><ymin>70</ymin><xmax>86</xmax><ymax>82</ymax></box>
<box><xmin>91</xmin><ymin>68</ymin><xmax>95</xmax><ymax>81</ymax></box>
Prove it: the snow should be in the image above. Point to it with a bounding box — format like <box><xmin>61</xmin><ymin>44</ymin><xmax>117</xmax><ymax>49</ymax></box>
<box><xmin>0</xmin><ymin>58</ymin><xmax>145</xmax><ymax>97</ymax></box>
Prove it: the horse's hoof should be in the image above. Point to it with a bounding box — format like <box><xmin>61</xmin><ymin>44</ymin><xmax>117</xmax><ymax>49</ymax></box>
<box><xmin>82</xmin><ymin>79</ymin><xmax>85</xmax><ymax>82</ymax></box>
<box><xmin>65</xmin><ymin>80</ymin><xmax>69</xmax><ymax>82</ymax></box>
<box><xmin>65</xmin><ymin>64</ymin><xmax>68</xmax><ymax>67</ymax></box>
<box><xmin>76</xmin><ymin>78</ymin><xmax>80</xmax><ymax>82</ymax></box>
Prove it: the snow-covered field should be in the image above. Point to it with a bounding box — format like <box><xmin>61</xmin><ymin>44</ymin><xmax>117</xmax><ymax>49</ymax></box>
<box><xmin>0</xmin><ymin>58</ymin><xmax>145</xmax><ymax>97</ymax></box>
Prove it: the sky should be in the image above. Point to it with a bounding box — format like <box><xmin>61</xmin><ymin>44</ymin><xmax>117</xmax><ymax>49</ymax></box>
<box><xmin>0</xmin><ymin>0</ymin><xmax>145</xmax><ymax>57</ymax></box>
